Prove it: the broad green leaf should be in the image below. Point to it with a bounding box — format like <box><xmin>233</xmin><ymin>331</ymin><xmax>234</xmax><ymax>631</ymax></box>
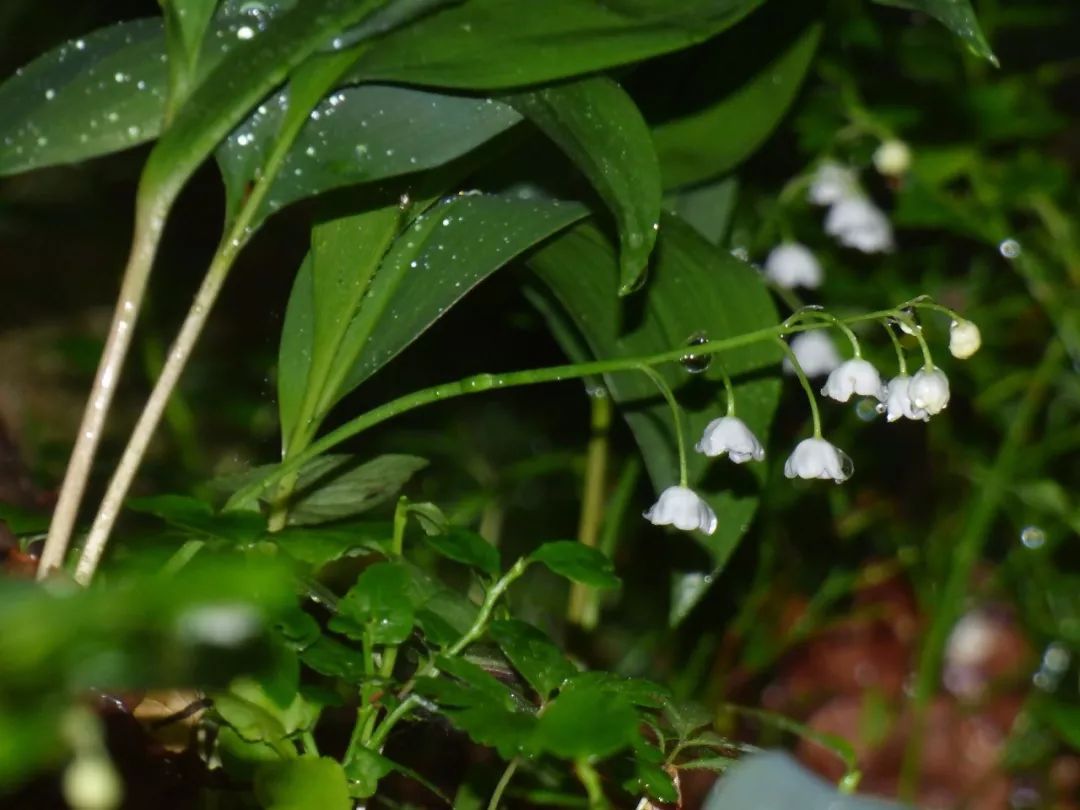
<box><xmin>508</xmin><ymin>77</ymin><xmax>660</xmax><ymax>294</ymax></box>
<box><xmin>343</xmin><ymin>747</ymin><xmax>394</xmax><ymax>799</ymax></box>
<box><xmin>532</xmin><ymin>681</ymin><xmax>640</xmax><ymax>759</ymax></box>
<box><xmin>269</xmin><ymin>522</ymin><xmax>392</xmax><ymax>568</ymax></box>
<box><xmin>489</xmin><ymin>619</ymin><xmax>577</xmax><ymax>700</ymax></box>
<box><xmin>285</xmin><ymin>455</ymin><xmax>428</xmax><ymax>526</ymax></box>
<box><xmin>162</xmin><ymin>0</ymin><xmax>220</xmax><ymax>106</ymax></box>
<box><xmin>652</xmin><ymin>23</ymin><xmax>821</xmax><ymax>189</ymax></box>
<box><xmin>665</xmin><ymin>177</ymin><xmax>738</xmax><ymax>246</ymax></box>
<box><xmin>217</xmin><ymin>85</ymin><xmax>522</xmax><ymax>226</ymax></box>
<box><xmin>127</xmin><ymin>493</ymin><xmax>264</xmax><ymax>540</ymax></box>
<box><xmin>874</xmin><ymin>0</ymin><xmax>997</xmax><ymax>65</ymax></box>
<box><xmin>529</xmin><ymin>541</ymin><xmax>620</xmax><ymax>589</ymax></box>
<box><xmin>329</xmin><ymin>561</ymin><xmax>414</xmax><ymax>645</ymax></box>
<box><xmin>421</xmin><ymin>528</ymin><xmax>500</xmax><ymax>576</ymax></box>
<box><xmin>346</xmin><ymin>0</ymin><xmax>765</xmax><ymax>90</ymax></box>
<box><xmin>564</xmin><ymin>671</ymin><xmax>670</xmax><ymax>708</ymax></box>
<box><xmin>528</xmin><ymin>217</ymin><xmax>780</xmax><ymax>623</ymax></box>
<box><xmin>255</xmin><ymin>757</ymin><xmax>351</xmax><ymax>810</ymax></box>
<box><xmin>664</xmin><ymin>698</ymin><xmax>713</xmax><ymax>740</ymax></box>
<box><xmin>300</xmin><ymin>636</ymin><xmax>367</xmax><ymax>681</ymax></box>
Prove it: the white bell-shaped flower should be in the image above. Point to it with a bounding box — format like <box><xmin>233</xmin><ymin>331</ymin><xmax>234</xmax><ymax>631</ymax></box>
<box><xmin>783</xmin><ymin>331</ymin><xmax>841</xmax><ymax>378</ymax></box>
<box><xmin>808</xmin><ymin>161</ymin><xmax>857</xmax><ymax>206</ymax></box>
<box><xmin>644</xmin><ymin>486</ymin><xmax>717</xmax><ymax>534</ymax></box>
<box><xmin>696</xmin><ymin>417</ymin><xmax>765</xmax><ymax>463</ymax></box>
<box><xmin>949</xmin><ymin>319</ymin><xmax>981</xmax><ymax>359</ymax></box>
<box><xmin>824</xmin><ymin>197</ymin><xmax>894</xmax><ymax>253</ymax></box>
<box><xmin>879</xmin><ymin>374</ymin><xmax>929</xmax><ymax>422</ymax></box>
<box><xmin>783</xmin><ymin>438</ymin><xmax>853</xmax><ymax>483</ymax></box>
<box><xmin>764</xmin><ymin>243</ymin><xmax>823</xmax><ymax>289</ymax></box>
<box><xmin>821</xmin><ymin>358</ymin><xmax>885</xmax><ymax>403</ymax></box>
<box><xmin>909</xmin><ymin>367</ymin><xmax>950</xmax><ymax>415</ymax></box>
<box><xmin>873</xmin><ymin>139</ymin><xmax>912</xmax><ymax>177</ymax></box>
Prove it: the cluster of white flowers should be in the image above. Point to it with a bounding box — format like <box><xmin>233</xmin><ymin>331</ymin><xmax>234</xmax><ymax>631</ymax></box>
<box><xmin>644</xmin><ymin>309</ymin><xmax>981</xmax><ymax>536</ymax></box>
<box><xmin>810</xmin><ymin>161</ymin><xmax>894</xmax><ymax>254</ymax></box>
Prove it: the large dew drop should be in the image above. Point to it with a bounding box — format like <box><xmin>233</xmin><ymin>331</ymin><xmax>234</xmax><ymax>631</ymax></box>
<box><xmin>680</xmin><ymin>332</ymin><xmax>712</xmax><ymax>374</ymax></box>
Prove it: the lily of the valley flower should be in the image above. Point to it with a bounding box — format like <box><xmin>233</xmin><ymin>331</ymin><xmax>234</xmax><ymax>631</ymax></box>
<box><xmin>764</xmin><ymin>243</ymin><xmax>823</xmax><ymax>289</ymax></box>
<box><xmin>821</xmin><ymin>358</ymin><xmax>885</xmax><ymax>403</ymax></box>
<box><xmin>783</xmin><ymin>331</ymin><xmax>842</xmax><ymax>378</ymax></box>
<box><xmin>808</xmin><ymin>161</ymin><xmax>858</xmax><ymax>206</ymax></box>
<box><xmin>880</xmin><ymin>374</ymin><xmax>929</xmax><ymax>422</ymax></box>
<box><xmin>873</xmin><ymin>139</ymin><xmax>912</xmax><ymax>177</ymax></box>
<box><xmin>784</xmin><ymin>438</ymin><xmax>852</xmax><ymax>483</ymax></box>
<box><xmin>949</xmin><ymin>319</ymin><xmax>982</xmax><ymax>359</ymax></box>
<box><xmin>909</xmin><ymin>367</ymin><xmax>950</xmax><ymax>415</ymax></box>
<box><xmin>644</xmin><ymin>486</ymin><xmax>718</xmax><ymax>534</ymax></box>
<box><xmin>696</xmin><ymin>417</ymin><xmax>765</xmax><ymax>463</ymax></box>
<box><xmin>824</xmin><ymin>196</ymin><xmax>895</xmax><ymax>253</ymax></box>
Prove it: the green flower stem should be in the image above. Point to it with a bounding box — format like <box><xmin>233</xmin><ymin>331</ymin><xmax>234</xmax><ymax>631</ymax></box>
<box><xmin>893</xmin><ymin>312</ymin><xmax>935</xmax><ymax>369</ymax></box>
<box><xmin>880</xmin><ymin>320</ymin><xmax>908</xmax><ymax>375</ymax></box>
<box><xmin>900</xmin><ymin>339</ymin><xmax>1065</xmax><ymax>797</ymax></box>
<box><xmin>72</xmin><ymin>74</ymin><xmax>330</xmax><ymax>586</ymax></box>
<box><xmin>225</xmin><ymin>308</ymin><xmax>899</xmax><ymax>512</ymax></box>
<box><xmin>574</xmin><ymin>759</ymin><xmax>609</xmax><ymax>809</ymax></box>
<box><xmin>717</xmin><ymin>363</ymin><xmax>737</xmax><ymax>417</ymax></box>
<box><xmin>568</xmin><ymin>394</ymin><xmax>612</xmax><ymax>627</ymax></box>
<box><xmin>905</xmin><ymin>297</ymin><xmax>965</xmax><ymax>323</ymax></box>
<box><xmin>636</xmin><ymin>364</ymin><xmax>688</xmax><ymax>487</ymax></box>
<box><xmin>776</xmin><ymin>337</ymin><xmax>823</xmax><ymax>439</ymax></box>
<box><xmin>487</xmin><ymin>757</ymin><xmax>520</xmax><ymax>810</ymax></box>
<box><xmin>37</xmin><ymin>188</ymin><xmax>175</xmax><ymax>579</ymax></box>
<box><xmin>789</xmin><ymin>309</ymin><xmax>861</xmax><ymax>357</ymax></box>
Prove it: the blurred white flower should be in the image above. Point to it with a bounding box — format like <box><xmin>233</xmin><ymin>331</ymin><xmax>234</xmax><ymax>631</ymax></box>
<box><xmin>784</xmin><ymin>438</ymin><xmax>852</xmax><ymax>483</ymax></box>
<box><xmin>825</xmin><ymin>197</ymin><xmax>894</xmax><ymax>253</ymax></box>
<box><xmin>644</xmin><ymin>486</ymin><xmax>717</xmax><ymax>534</ymax></box>
<box><xmin>949</xmin><ymin>319</ymin><xmax>981</xmax><ymax>359</ymax></box>
<box><xmin>63</xmin><ymin>756</ymin><xmax>122</xmax><ymax>810</ymax></box>
<box><xmin>909</xmin><ymin>367</ymin><xmax>950</xmax><ymax>415</ymax></box>
<box><xmin>783</xmin><ymin>331</ymin><xmax>841</xmax><ymax>378</ymax></box>
<box><xmin>873</xmin><ymin>139</ymin><xmax>912</xmax><ymax>177</ymax></box>
<box><xmin>764</xmin><ymin>243</ymin><xmax>823</xmax><ymax>289</ymax></box>
<box><xmin>808</xmin><ymin>161</ymin><xmax>857</xmax><ymax>206</ymax></box>
<box><xmin>880</xmin><ymin>374</ymin><xmax>929</xmax><ymax>422</ymax></box>
<box><xmin>696</xmin><ymin>416</ymin><xmax>765</xmax><ymax>463</ymax></box>
<box><xmin>821</xmin><ymin>358</ymin><xmax>885</xmax><ymax>403</ymax></box>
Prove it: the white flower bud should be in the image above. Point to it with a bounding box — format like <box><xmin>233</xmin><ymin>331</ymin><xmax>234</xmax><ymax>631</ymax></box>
<box><xmin>783</xmin><ymin>332</ymin><xmax>841</xmax><ymax>378</ymax></box>
<box><xmin>821</xmin><ymin>358</ymin><xmax>885</xmax><ymax>403</ymax></box>
<box><xmin>873</xmin><ymin>139</ymin><xmax>912</xmax><ymax>177</ymax></box>
<box><xmin>825</xmin><ymin>197</ymin><xmax>894</xmax><ymax>253</ymax></box>
<box><xmin>783</xmin><ymin>438</ymin><xmax>853</xmax><ymax>483</ymax></box>
<box><xmin>949</xmin><ymin>319</ymin><xmax>981</xmax><ymax>359</ymax></box>
<box><xmin>695</xmin><ymin>417</ymin><xmax>765</xmax><ymax>463</ymax></box>
<box><xmin>643</xmin><ymin>486</ymin><xmax>717</xmax><ymax>535</ymax></box>
<box><xmin>63</xmin><ymin>756</ymin><xmax>122</xmax><ymax>810</ymax></box>
<box><xmin>880</xmin><ymin>374</ymin><xmax>929</xmax><ymax>422</ymax></box>
<box><xmin>909</xmin><ymin>367</ymin><xmax>950</xmax><ymax>415</ymax></box>
<box><xmin>764</xmin><ymin>243</ymin><xmax>823</xmax><ymax>289</ymax></box>
<box><xmin>808</xmin><ymin>161</ymin><xmax>857</xmax><ymax>206</ymax></box>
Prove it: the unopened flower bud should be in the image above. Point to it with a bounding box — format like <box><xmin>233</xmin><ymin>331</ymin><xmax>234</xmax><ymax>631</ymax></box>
<box><xmin>63</xmin><ymin>756</ymin><xmax>122</xmax><ymax>810</ymax></box>
<box><xmin>949</xmin><ymin>319</ymin><xmax>981</xmax><ymax>359</ymax></box>
<box><xmin>873</xmin><ymin>139</ymin><xmax>912</xmax><ymax>177</ymax></box>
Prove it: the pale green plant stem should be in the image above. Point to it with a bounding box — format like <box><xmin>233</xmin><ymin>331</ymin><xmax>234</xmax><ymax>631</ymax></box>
<box><xmin>568</xmin><ymin>394</ymin><xmax>612</xmax><ymax>627</ymax></box>
<box><xmin>226</xmin><ymin>308</ymin><xmax>901</xmax><ymax>512</ymax></box>
<box><xmin>73</xmin><ymin>101</ymin><xmax>309</xmax><ymax>586</ymax></box>
<box><xmin>717</xmin><ymin>363</ymin><xmax>737</xmax><ymax>417</ymax></box>
<box><xmin>797</xmin><ymin>310</ymin><xmax>862</xmax><ymax>357</ymax></box>
<box><xmin>900</xmin><ymin>339</ymin><xmax>1065</xmax><ymax>796</ymax></box>
<box><xmin>486</xmin><ymin>758</ymin><xmax>520</xmax><ymax>810</ymax></box>
<box><xmin>775</xmin><ymin>338</ymin><xmax>823</xmax><ymax>439</ymax></box>
<box><xmin>880</xmin><ymin>320</ymin><xmax>907</xmax><ymax>375</ymax></box>
<box><xmin>891</xmin><ymin>310</ymin><xmax>935</xmax><ymax>369</ymax></box>
<box><xmin>37</xmin><ymin>190</ymin><xmax>175</xmax><ymax>579</ymax></box>
<box><xmin>574</xmin><ymin>759</ymin><xmax>609</xmax><ymax>809</ymax></box>
<box><xmin>636</xmin><ymin>364</ymin><xmax>688</xmax><ymax>487</ymax></box>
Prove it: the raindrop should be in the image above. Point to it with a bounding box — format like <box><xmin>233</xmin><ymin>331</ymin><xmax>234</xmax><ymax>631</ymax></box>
<box><xmin>855</xmin><ymin>398</ymin><xmax>879</xmax><ymax>422</ymax></box>
<box><xmin>113</xmin><ymin>71</ymin><xmax>129</xmax><ymax>83</ymax></box>
<box><xmin>126</xmin><ymin>125</ymin><xmax>140</xmax><ymax>139</ymax></box>
<box><xmin>237</xmin><ymin>25</ymin><xmax>255</xmax><ymax>40</ymax></box>
<box><xmin>837</xmin><ymin>450</ymin><xmax>855</xmax><ymax>482</ymax></box>
<box><xmin>304</xmin><ymin>145</ymin><xmax>316</xmax><ymax>157</ymax></box>
<box><xmin>74</xmin><ymin>39</ymin><xmax>86</xmax><ymax>50</ymax></box>
<box><xmin>44</xmin><ymin>88</ymin><xmax>55</xmax><ymax>101</ymax></box>
<box><xmin>441</xmin><ymin>217</ymin><xmax>451</xmax><ymax>226</ymax></box>
<box><xmin>354</xmin><ymin>143</ymin><xmax>368</xmax><ymax>158</ymax></box>
<box><xmin>1020</xmin><ymin>525</ymin><xmax>1045</xmax><ymax>549</ymax></box>
<box><xmin>680</xmin><ymin>331</ymin><xmax>712</xmax><ymax>374</ymax></box>
<box><xmin>999</xmin><ymin>238</ymin><xmax>1021</xmax><ymax>259</ymax></box>
<box><xmin>35</xmin><ymin>136</ymin><xmax>48</xmax><ymax>147</ymax></box>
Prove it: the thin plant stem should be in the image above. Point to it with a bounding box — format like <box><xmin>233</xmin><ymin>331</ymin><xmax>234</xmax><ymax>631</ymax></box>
<box><xmin>226</xmin><ymin>310</ymin><xmax>901</xmax><ymax>511</ymax></box>
<box><xmin>486</xmin><ymin>758</ymin><xmax>520</xmax><ymax>810</ymax></box>
<box><xmin>880</xmin><ymin>320</ymin><xmax>907</xmax><ymax>375</ymax></box>
<box><xmin>568</xmin><ymin>393</ymin><xmax>612</xmax><ymax>626</ymax></box>
<box><xmin>574</xmin><ymin>760</ymin><xmax>608</xmax><ymax>809</ymax></box>
<box><xmin>775</xmin><ymin>338</ymin><xmax>823</xmax><ymax>438</ymax></box>
<box><xmin>635</xmin><ymin>364</ymin><xmax>687</xmax><ymax>486</ymax></box>
<box><xmin>37</xmin><ymin>190</ymin><xmax>174</xmax><ymax>579</ymax></box>
<box><xmin>717</xmin><ymin>363</ymin><xmax>737</xmax><ymax>417</ymax></box>
<box><xmin>899</xmin><ymin>340</ymin><xmax>1065</xmax><ymax>796</ymax></box>
<box><xmin>73</xmin><ymin>95</ymin><xmax>309</xmax><ymax>585</ymax></box>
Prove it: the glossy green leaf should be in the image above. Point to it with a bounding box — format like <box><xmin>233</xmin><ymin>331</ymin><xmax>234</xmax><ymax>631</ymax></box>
<box><xmin>343</xmin><ymin>747</ymin><xmax>394</xmax><ymax>799</ymax></box>
<box><xmin>162</xmin><ymin>0</ymin><xmax>219</xmax><ymax>105</ymax></box>
<box><xmin>529</xmin><ymin>541</ymin><xmax>620</xmax><ymax>589</ymax></box>
<box><xmin>652</xmin><ymin>23</ymin><xmax>821</xmax><ymax>189</ymax></box>
<box><xmin>489</xmin><ymin>619</ymin><xmax>577</xmax><ymax>700</ymax></box>
<box><xmin>508</xmin><ymin>77</ymin><xmax>660</xmax><ymax>294</ymax></box>
<box><xmin>127</xmin><ymin>493</ymin><xmax>264</xmax><ymax>540</ymax></box>
<box><xmin>268</xmin><ymin>522</ymin><xmax>392</xmax><ymax>568</ymax></box>
<box><xmin>255</xmin><ymin>757</ymin><xmax>351</xmax><ymax>810</ymax></box>
<box><xmin>329</xmin><ymin>561</ymin><xmax>414</xmax><ymax>645</ymax></box>
<box><xmin>422</xmin><ymin>528</ymin><xmax>500</xmax><ymax>576</ymax></box>
<box><xmin>346</xmin><ymin>0</ymin><xmax>765</xmax><ymax>90</ymax></box>
<box><xmin>532</xmin><ymin>681</ymin><xmax>640</xmax><ymax>759</ymax></box>
<box><xmin>285</xmin><ymin>454</ymin><xmax>428</xmax><ymax>526</ymax></box>
<box><xmin>665</xmin><ymin>177</ymin><xmax>739</xmax><ymax>246</ymax></box>
<box><xmin>300</xmin><ymin>636</ymin><xmax>367</xmax><ymax>681</ymax></box>
<box><xmin>217</xmin><ymin>85</ymin><xmax>522</xmax><ymax>226</ymax></box>
<box><xmin>874</xmin><ymin>0</ymin><xmax>997</xmax><ymax>65</ymax></box>
<box><xmin>564</xmin><ymin>671</ymin><xmax>670</xmax><ymax>708</ymax></box>
<box><xmin>528</xmin><ymin>217</ymin><xmax>780</xmax><ymax>623</ymax></box>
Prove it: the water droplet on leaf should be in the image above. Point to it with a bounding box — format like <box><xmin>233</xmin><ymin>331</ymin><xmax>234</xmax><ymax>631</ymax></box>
<box><xmin>680</xmin><ymin>332</ymin><xmax>712</xmax><ymax>374</ymax></box>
